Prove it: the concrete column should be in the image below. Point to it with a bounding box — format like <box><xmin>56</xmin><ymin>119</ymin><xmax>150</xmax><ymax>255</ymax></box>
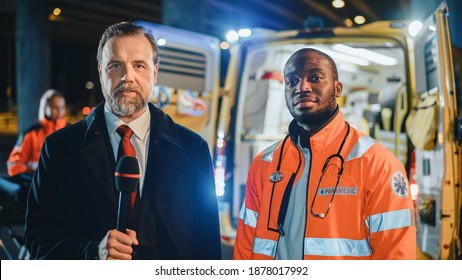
<box><xmin>15</xmin><ymin>0</ymin><xmax>50</xmax><ymax>133</ymax></box>
<box><xmin>162</xmin><ymin>0</ymin><xmax>206</xmax><ymax>33</ymax></box>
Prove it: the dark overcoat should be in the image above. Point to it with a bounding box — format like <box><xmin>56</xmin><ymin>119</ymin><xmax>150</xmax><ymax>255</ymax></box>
<box><xmin>25</xmin><ymin>102</ymin><xmax>222</xmax><ymax>260</ymax></box>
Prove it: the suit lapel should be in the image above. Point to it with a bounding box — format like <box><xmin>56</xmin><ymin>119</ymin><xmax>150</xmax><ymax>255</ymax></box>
<box><xmin>80</xmin><ymin>136</ymin><xmax>116</xmax><ymax>206</ymax></box>
<box><xmin>79</xmin><ymin>104</ymin><xmax>117</xmax><ymax>207</ymax></box>
<box><xmin>140</xmin><ymin>141</ymin><xmax>193</xmax><ymax>258</ymax></box>
<box><xmin>137</xmin><ymin>104</ymin><xmax>193</xmax><ymax>258</ymax></box>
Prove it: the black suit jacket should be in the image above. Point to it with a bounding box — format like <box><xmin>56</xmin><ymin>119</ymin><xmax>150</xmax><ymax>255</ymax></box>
<box><xmin>25</xmin><ymin>102</ymin><xmax>222</xmax><ymax>259</ymax></box>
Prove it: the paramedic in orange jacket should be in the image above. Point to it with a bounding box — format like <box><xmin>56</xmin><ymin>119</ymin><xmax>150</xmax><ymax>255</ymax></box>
<box><xmin>7</xmin><ymin>89</ymin><xmax>67</xmax><ymax>178</ymax></box>
<box><xmin>233</xmin><ymin>48</ymin><xmax>416</xmax><ymax>260</ymax></box>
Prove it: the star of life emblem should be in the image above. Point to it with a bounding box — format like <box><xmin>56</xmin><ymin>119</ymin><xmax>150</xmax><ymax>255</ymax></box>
<box><xmin>390</xmin><ymin>171</ymin><xmax>409</xmax><ymax>198</ymax></box>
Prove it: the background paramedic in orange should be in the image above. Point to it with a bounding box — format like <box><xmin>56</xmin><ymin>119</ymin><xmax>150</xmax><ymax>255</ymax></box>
<box><xmin>7</xmin><ymin>89</ymin><xmax>67</xmax><ymax>178</ymax></box>
<box><xmin>233</xmin><ymin>48</ymin><xmax>416</xmax><ymax>260</ymax></box>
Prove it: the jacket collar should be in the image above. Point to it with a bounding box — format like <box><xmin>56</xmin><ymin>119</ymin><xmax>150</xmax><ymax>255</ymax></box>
<box><xmin>147</xmin><ymin>102</ymin><xmax>182</xmax><ymax>149</ymax></box>
<box><xmin>288</xmin><ymin>108</ymin><xmax>347</xmax><ymax>152</ymax></box>
<box><xmin>39</xmin><ymin>117</ymin><xmax>67</xmax><ymax>135</ymax></box>
<box><xmin>83</xmin><ymin>103</ymin><xmax>107</xmax><ymax>142</ymax></box>
<box><xmin>80</xmin><ymin>102</ymin><xmax>183</xmax><ymax>207</ymax></box>
<box><xmin>83</xmin><ymin>102</ymin><xmax>182</xmax><ymax>149</ymax></box>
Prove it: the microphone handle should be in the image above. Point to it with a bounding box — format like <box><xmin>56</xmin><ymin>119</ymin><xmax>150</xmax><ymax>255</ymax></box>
<box><xmin>117</xmin><ymin>192</ymin><xmax>131</xmax><ymax>232</ymax></box>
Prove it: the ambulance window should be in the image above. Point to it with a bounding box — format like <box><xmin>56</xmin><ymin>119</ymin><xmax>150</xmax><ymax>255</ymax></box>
<box><xmin>424</xmin><ymin>38</ymin><xmax>438</xmax><ymax>91</ymax></box>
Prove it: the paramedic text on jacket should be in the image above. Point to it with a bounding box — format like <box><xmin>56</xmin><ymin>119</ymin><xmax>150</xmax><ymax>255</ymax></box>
<box><xmin>233</xmin><ymin>48</ymin><xmax>416</xmax><ymax>260</ymax></box>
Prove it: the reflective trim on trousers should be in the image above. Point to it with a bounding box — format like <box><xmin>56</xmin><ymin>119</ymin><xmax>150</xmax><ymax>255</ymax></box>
<box><xmin>304</xmin><ymin>237</ymin><xmax>372</xmax><ymax>257</ymax></box>
<box><xmin>239</xmin><ymin>201</ymin><xmax>258</xmax><ymax>228</ymax></box>
<box><xmin>366</xmin><ymin>209</ymin><xmax>414</xmax><ymax>233</ymax></box>
<box><xmin>252</xmin><ymin>237</ymin><xmax>277</xmax><ymax>258</ymax></box>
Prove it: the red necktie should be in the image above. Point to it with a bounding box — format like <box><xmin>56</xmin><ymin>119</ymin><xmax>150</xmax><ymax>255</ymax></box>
<box><xmin>116</xmin><ymin>125</ymin><xmax>139</xmax><ymax>228</ymax></box>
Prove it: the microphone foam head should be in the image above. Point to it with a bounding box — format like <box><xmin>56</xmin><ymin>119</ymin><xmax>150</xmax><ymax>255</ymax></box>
<box><xmin>115</xmin><ymin>156</ymin><xmax>140</xmax><ymax>193</ymax></box>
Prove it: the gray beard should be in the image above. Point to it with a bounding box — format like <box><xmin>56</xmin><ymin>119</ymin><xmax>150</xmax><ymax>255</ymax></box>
<box><xmin>108</xmin><ymin>93</ymin><xmax>146</xmax><ymax>117</ymax></box>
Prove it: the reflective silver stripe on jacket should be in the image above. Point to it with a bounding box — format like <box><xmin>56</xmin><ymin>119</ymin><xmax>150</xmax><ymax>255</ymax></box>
<box><xmin>304</xmin><ymin>238</ymin><xmax>372</xmax><ymax>257</ymax></box>
<box><xmin>7</xmin><ymin>161</ymin><xmax>38</xmax><ymax>170</ymax></box>
<box><xmin>366</xmin><ymin>209</ymin><xmax>414</xmax><ymax>233</ymax></box>
<box><xmin>346</xmin><ymin>135</ymin><xmax>376</xmax><ymax>161</ymax></box>
<box><xmin>252</xmin><ymin>236</ymin><xmax>372</xmax><ymax>258</ymax></box>
<box><xmin>239</xmin><ymin>201</ymin><xmax>258</xmax><ymax>228</ymax></box>
<box><xmin>28</xmin><ymin>161</ymin><xmax>39</xmax><ymax>170</ymax></box>
<box><xmin>261</xmin><ymin>141</ymin><xmax>280</xmax><ymax>162</ymax></box>
<box><xmin>252</xmin><ymin>237</ymin><xmax>277</xmax><ymax>258</ymax></box>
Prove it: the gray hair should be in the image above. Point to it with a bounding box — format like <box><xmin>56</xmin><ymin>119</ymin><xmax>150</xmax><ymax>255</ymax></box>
<box><xmin>97</xmin><ymin>22</ymin><xmax>159</xmax><ymax>65</ymax></box>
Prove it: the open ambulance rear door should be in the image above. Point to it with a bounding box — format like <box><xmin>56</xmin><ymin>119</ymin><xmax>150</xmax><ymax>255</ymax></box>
<box><xmin>136</xmin><ymin>21</ymin><xmax>221</xmax><ymax>152</ymax></box>
<box><xmin>409</xmin><ymin>2</ymin><xmax>461</xmax><ymax>260</ymax></box>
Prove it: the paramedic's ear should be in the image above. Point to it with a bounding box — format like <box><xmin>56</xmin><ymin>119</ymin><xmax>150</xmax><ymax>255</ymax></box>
<box><xmin>335</xmin><ymin>81</ymin><xmax>343</xmax><ymax>98</ymax></box>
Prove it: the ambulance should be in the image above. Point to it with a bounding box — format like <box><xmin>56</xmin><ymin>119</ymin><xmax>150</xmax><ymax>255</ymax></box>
<box><xmin>138</xmin><ymin>1</ymin><xmax>461</xmax><ymax>259</ymax></box>
<box><xmin>136</xmin><ymin>22</ymin><xmax>222</xmax><ymax>154</ymax></box>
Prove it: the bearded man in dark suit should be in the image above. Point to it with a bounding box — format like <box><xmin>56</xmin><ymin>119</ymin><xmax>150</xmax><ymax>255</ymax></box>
<box><xmin>25</xmin><ymin>22</ymin><xmax>222</xmax><ymax>260</ymax></box>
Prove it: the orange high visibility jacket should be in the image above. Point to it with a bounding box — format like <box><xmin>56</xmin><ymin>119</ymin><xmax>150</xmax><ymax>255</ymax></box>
<box><xmin>7</xmin><ymin>118</ymin><xmax>67</xmax><ymax>177</ymax></box>
<box><xmin>233</xmin><ymin>111</ymin><xmax>416</xmax><ymax>260</ymax></box>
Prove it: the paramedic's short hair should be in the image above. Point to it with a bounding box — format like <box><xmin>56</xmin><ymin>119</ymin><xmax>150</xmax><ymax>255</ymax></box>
<box><xmin>285</xmin><ymin>48</ymin><xmax>339</xmax><ymax>81</ymax></box>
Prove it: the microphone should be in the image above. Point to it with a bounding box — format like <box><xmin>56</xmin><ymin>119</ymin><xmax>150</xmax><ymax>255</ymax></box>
<box><xmin>115</xmin><ymin>155</ymin><xmax>140</xmax><ymax>232</ymax></box>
